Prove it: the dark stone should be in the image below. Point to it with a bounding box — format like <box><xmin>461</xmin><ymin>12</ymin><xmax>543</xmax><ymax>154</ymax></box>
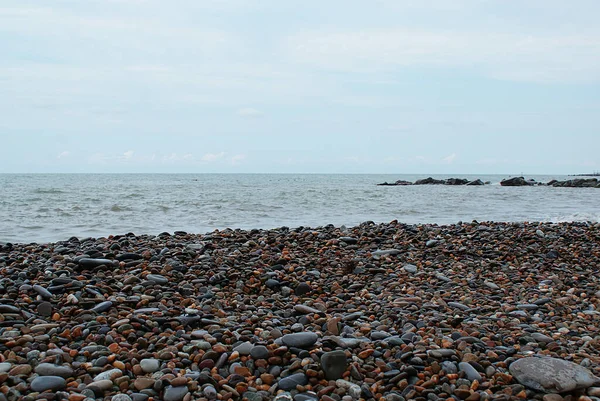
<box><xmin>250</xmin><ymin>345</ymin><xmax>269</xmax><ymax>360</ymax></box>
<box><xmin>282</xmin><ymin>332</ymin><xmax>318</xmax><ymax>348</ymax></box>
<box><xmin>30</xmin><ymin>376</ymin><xmax>66</xmax><ymax>392</ymax></box>
<box><xmin>278</xmin><ymin>373</ymin><xmax>308</xmax><ymax>391</ymax></box>
<box><xmin>163</xmin><ymin>386</ymin><xmax>189</xmax><ymax>401</ymax></box>
<box><xmin>37</xmin><ymin>301</ymin><xmax>53</xmax><ymax>317</ymax></box>
<box><xmin>33</xmin><ymin>285</ymin><xmax>52</xmax><ymax>299</ymax></box>
<box><xmin>78</xmin><ymin>258</ymin><xmax>116</xmax><ymax>269</ymax></box>
<box><xmin>321</xmin><ymin>350</ymin><xmax>347</xmax><ymax>380</ymax></box>
<box><xmin>91</xmin><ymin>301</ymin><xmax>113</xmax><ymax>313</ymax></box>
<box><xmin>147</xmin><ymin>274</ymin><xmax>168</xmax><ymax>285</ymax></box>
<box><xmin>295</xmin><ymin>283</ymin><xmax>312</xmax><ymax>295</ymax></box>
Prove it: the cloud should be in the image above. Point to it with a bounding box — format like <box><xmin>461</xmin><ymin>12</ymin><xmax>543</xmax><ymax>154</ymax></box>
<box><xmin>231</xmin><ymin>154</ymin><xmax>246</xmax><ymax>165</ymax></box>
<box><xmin>162</xmin><ymin>153</ymin><xmax>194</xmax><ymax>163</ymax></box>
<box><xmin>123</xmin><ymin>150</ymin><xmax>134</xmax><ymax>160</ymax></box>
<box><xmin>201</xmin><ymin>152</ymin><xmax>226</xmax><ymax>162</ymax></box>
<box><xmin>237</xmin><ymin>107</ymin><xmax>264</xmax><ymax>118</ymax></box>
<box><xmin>57</xmin><ymin>151</ymin><xmax>70</xmax><ymax>159</ymax></box>
<box><xmin>442</xmin><ymin>153</ymin><xmax>457</xmax><ymax>164</ymax></box>
<box><xmin>286</xmin><ymin>29</ymin><xmax>600</xmax><ymax>83</ymax></box>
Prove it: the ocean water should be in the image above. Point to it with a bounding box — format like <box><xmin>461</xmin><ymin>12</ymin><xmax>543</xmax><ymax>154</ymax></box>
<box><xmin>0</xmin><ymin>173</ymin><xmax>598</xmax><ymax>244</ymax></box>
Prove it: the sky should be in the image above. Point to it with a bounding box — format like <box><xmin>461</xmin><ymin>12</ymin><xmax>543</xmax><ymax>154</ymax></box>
<box><xmin>1</xmin><ymin>0</ymin><xmax>599</xmax><ymax>174</ymax></box>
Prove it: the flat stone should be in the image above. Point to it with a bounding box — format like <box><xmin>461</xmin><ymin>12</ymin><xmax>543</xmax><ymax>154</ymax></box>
<box><xmin>448</xmin><ymin>302</ymin><xmax>470</xmax><ymax>311</ymax></box>
<box><xmin>147</xmin><ymin>274</ymin><xmax>168</xmax><ymax>285</ymax></box>
<box><xmin>371</xmin><ymin>249</ymin><xmax>401</xmax><ymax>256</ymax></box>
<box><xmin>86</xmin><ymin>379</ymin><xmax>114</xmax><ymax>393</ymax></box>
<box><xmin>294</xmin><ymin>304</ymin><xmax>321</xmax><ymax>315</ymax></box>
<box><xmin>339</xmin><ymin>237</ymin><xmax>358</xmax><ymax>244</ymax></box>
<box><xmin>517</xmin><ymin>303</ymin><xmax>539</xmax><ymax>310</ymax></box>
<box><xmin>163</xmin><ymin>385</ymin><xmax>189</xmax><ymax>401</ymax></box>
<box><xmin>484</xmin><ymin>281</ymin><xmax>499</xmax><ymax>290</ymax></box>
<box><xmin>91</xmin><ymin>301</ymin><xmax>113</xmax><ymax>313</ymax></box>
<box><xmin>30</xmin><ymin>376</ymin><xmax>66</xmax><ymax>392</ymax></box>
<box><xmin>428</xmin><ymin>349</ymin><xmax>457</xmax><ymax>358</ymax></box>
<box><xmin>510</xmin><ymin>357</ymin><xmax>599</xmax><ymax>393</ymax></box>
<box><xmin>233</xmin><ymin>341</ymin><xmax>254</xmax><ymax>355</ymax></box>
<box><xmin>458</xmin><ymin>362</ymin><xmax>482</xmax><ymax>382</ymax></box>
<box><xmin>134</xmin><ymin>377</ymin><xmax>155</xmax><ymax>390</ymax></box>
<box><xmin>294</xmin><ymin>394</ymin><xmax>317</xmax><ymax>401</ymax></box>
<box><xmin>131</xmin><ymin>394</ymin><xmax>149</xmax><ymax>401</ymax></box>
<box><xmin>112</xmin><ymin>395</ymin><xmax>133</xmax><ymax>401</ymax></box>
<box><xmin>403</xmin><ymin>264</ymin><xmax>417</xmax><ymax>273</ymax></box>
<box><xmin>34</xmin><ymin>363</ymin><xmax>74</xmax><ymax>378</ymax></box>
<box><xmin>78</xmin><ymin>258</ymin><xmax>116</xmax><ymax>268</ymax></box>
<box><xmin>9</xmin><ymin>364</ymin><xmax>32</xmax><ymax>375</ymax></box>
<box><xmin>0</xmin><ymin>305</ymin><xmax>21</xmax><ymax>314</ymax></box>
<box><xmin>93</xmin><ymin>368</ymin><xmax>123</xmax><ymax>381</ymax></box>
<box><xmin>278</xmin><ymin>373</ymin><xmax>308</xmax><ymax>390</ymax></box>
<box><xmin>33</xmin><ymin>284</ymin><xmax>52</xmax><ymax>299</ymax></box>
<box><xmin>282</xmin><ymin>332</ymin><xmax>318</xmax><ymax>348</ymax></box>
<box><xmin>321</xmin><ymin>350</ymin><xmax>347</xmax><ymax>380</ymax></box>
<box><xmin>0</xmin><ymin>363</ymin><xmax>10</xmax><ymax>373</ymax></box>
<box><xmin>531</xmin><ymin>333</ymin><xmax>554</xmax><ymax>343</ymax></box>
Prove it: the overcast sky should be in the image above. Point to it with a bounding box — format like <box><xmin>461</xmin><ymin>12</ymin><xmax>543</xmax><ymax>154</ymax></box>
<box><xmin>1</xmin><ymin>0</ymin><xmax>599</xmax><ymax>174</ymax></box>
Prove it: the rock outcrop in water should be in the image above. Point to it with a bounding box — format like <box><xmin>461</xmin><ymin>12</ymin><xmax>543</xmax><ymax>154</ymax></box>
<box><xmin>1</xmin><ymin>222</ymin><xmax>600</xmax><ymax>400</ymax></box>
<box><xmin>548</xmin><ymin>178</ymin><xmax>600</xmax><ymax>188</ymax></box>
<box><xmin>378</xmin><ymin>177</ymin><xmax>487</xmax><ymax>186</ymax></box>
<box><xmin>499</xmin><ymin>177</ymin><xmax>539</xmax><ymax>186</ymax></box>
<box><xmin>379</xmin><ymin>177</ymin><xmax>599</xmax><ymax>188</ymax></box>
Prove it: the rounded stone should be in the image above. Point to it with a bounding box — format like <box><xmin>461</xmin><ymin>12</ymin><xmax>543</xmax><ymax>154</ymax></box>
<box><xmin>140</xmin><ymin>358</ymin><xmax>160</xmax><ymax>373</ymax></box>
<box><xmin>37</xmin><ymin>301</ymin><xmax>53</xmax><ymax>317</ymax></box>
<box><xmin>250</xmin><ymin>345</ymin><xmax>269</xmax><ymax>360</ymax></box>
<box><xmin>321</xmin><ymin>350</ymin><xmax>348</xmax><ymax>380</ymax></box>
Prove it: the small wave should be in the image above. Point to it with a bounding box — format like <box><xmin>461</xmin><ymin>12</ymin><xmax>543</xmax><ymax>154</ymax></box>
<box><xmin>110</xmin><ymin>205</ymin><xmax>129</xmax><ymax>212</ymax></box>
<box><xmin>33</xmin><ymin>188</ymin><xmax>65</xmax><ymax>194</ymax></box>
<box><xmin>158</xmin><ymin>205</ymin><xmax>170</xmax><ymax>212</ymax></box>
<box><xmin>37</xmin><ymin>207</ymin><xmax>49</xmax><ymax>212</ymax></box>
<box><xmin>125</xmin><ymin>193</ymin><xmax>143</xmax><ymax>198</ymax></box>
<box><xmin>549</xmin><ymin>213</ymin><xmax>600</xmax><ymax>223</ymax></box>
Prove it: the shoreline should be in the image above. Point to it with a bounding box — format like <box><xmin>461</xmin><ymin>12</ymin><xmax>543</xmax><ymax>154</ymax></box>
<box><xmin>2</xmin><ymin>219</ymin><xmax>599</xmax><ymax>247</ymax></box>
<box><xmin>1</xmin><ymin>221</ymin><xmax>600</xmax><ymax>399</ymax></box>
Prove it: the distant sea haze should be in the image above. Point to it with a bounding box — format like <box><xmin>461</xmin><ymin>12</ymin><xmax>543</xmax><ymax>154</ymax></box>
<box><xmin>0</xmin><ymin>174</ymin><xmax>598</xmax><ymax>244</ymax></box>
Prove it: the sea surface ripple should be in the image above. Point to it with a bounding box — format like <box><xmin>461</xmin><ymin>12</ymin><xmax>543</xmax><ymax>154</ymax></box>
<box><xmin>0</xmin><ymin>173</ymin><xmax>598</xmax><ymax>243</ymax></box>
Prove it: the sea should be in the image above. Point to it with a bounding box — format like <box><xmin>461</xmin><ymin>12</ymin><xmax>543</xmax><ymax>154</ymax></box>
<box><xmin>0</xmin><ymin>174</ymin><xmax>598</xmax><ymax>244</ymax></box>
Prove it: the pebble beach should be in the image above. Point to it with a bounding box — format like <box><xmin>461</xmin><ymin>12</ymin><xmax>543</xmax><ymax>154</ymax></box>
<box><xmin>1</xmin><ymin>221</ymin><xmax>600</xmax><ymax>401</ymax></box>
